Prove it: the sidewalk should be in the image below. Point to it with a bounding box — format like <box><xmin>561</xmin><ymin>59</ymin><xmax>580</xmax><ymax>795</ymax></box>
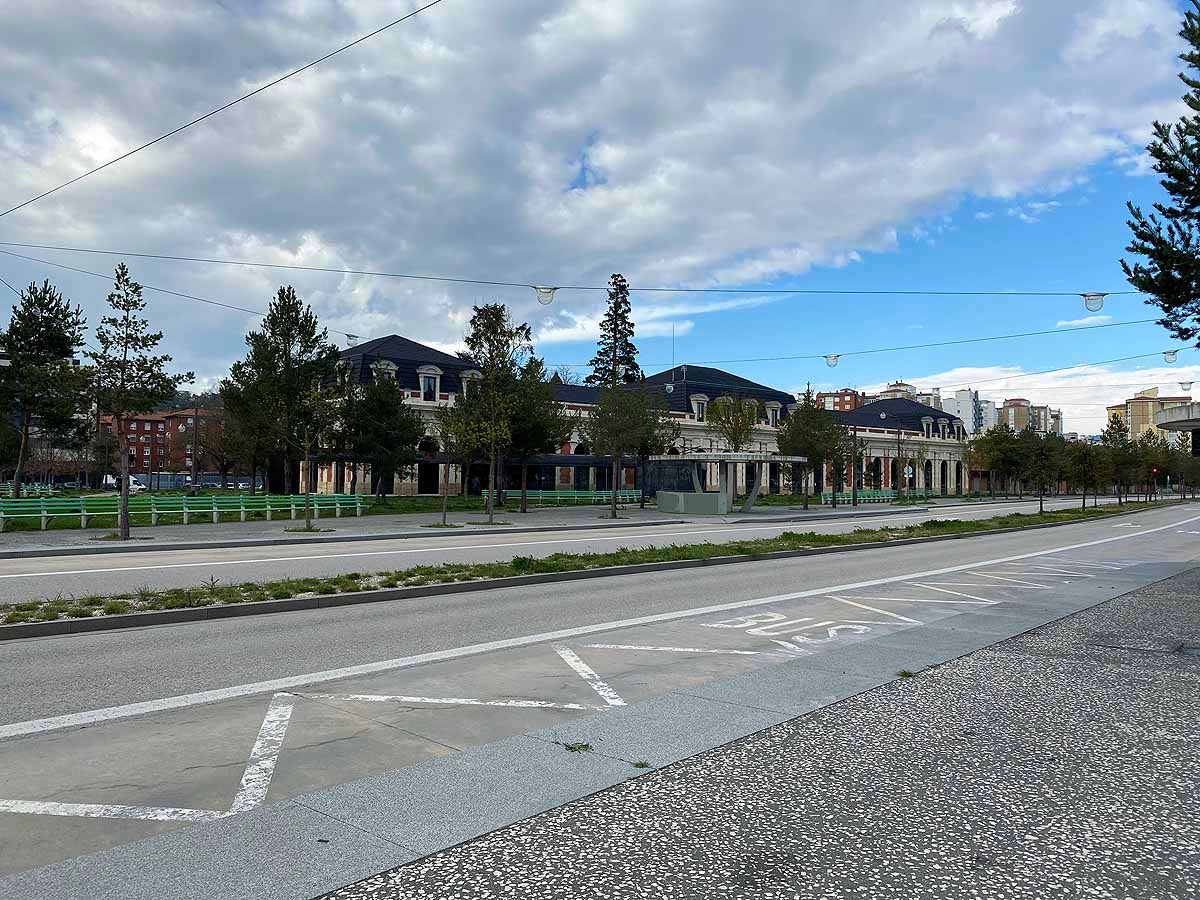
<box><xmin>321</xmin><ymin>568</ymin><xmax>1200</xmax><ymax>900</ymax></box>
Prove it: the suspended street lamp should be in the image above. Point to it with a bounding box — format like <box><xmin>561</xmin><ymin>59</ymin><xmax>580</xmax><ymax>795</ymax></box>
<box><xmin>533</xmin><ymin>286</ymin><xmax>559</xmax><ymax>306</ymax></box>
<box><xmin>1164</xmin><ymin>350</ymin><xmax>1179</xmax><ymax>364</ymax></box>
<box><xmin>824</xmin><ymin>354</ymin><xmax>840</xmax><ymax>368</ymax></box>
<box><xmin>1180</xmin><ymin>381</ymin><xmax>1194</xmax><ymax>391</ymax></box>
<box><xmin>1081</xmin><ymin>292</ymin><xmax>1107</xmax><ymax>312</ymax></box>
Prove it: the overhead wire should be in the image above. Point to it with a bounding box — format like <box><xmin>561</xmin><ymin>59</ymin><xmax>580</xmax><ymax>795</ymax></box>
<box><xmin>0</xmin><ymin>241</ymin><xmax>1141</xmax><ymax>298</ymax></box>
<box><xmin>0</xmin><ymin>247</ymin><xmax>359</xmax><ymax>339</ymax></box>
<box><xmin>0</xmin><ymin>0</ymin><xmax>447</xmax><ymax>219</ymax></box>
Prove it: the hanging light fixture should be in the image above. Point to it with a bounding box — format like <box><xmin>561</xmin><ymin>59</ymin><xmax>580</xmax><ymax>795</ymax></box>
<box><xmin>533</xmin><ymin>286</ymin><xmax>558</xmax><ymax>305</ymax></box>
<box><xmin>1180</xmin><ymin>381</ymin><xmax>1194</xmax><ymax>391</ymax></box>
<box><xmin>1164</xmin><ymin>350</ymin><xmax>1179</xmax><ymax>364</ymax></box>
<box><xmin>1081</xmin><ymin>292</ymin><xmax>1106</xmax><ymax>312</ymax></box>
<box><xmin>825</xmin><ymin>354</ymin><xmax>840</xmax><ymax>368</ymax></box>
<box><xmin>345</xmin><ymin>333</ymin><xmax>360</xmax><ymax>346</ymax></box>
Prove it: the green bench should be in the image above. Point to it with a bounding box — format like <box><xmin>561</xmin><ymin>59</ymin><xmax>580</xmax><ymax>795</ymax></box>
<box><xmin>820</xmin><ymin>489</ymin><xmax>897</xmax><ymax>504</ymax></box>
<box><xmin>481</xmin><ymin>489</ymin><xmax>641</xmax><ymax>507</ymax></box>
<box><xmin>0</xmin><ymin>493</ymin><xmax>364</xmax><ymax>531</ymax></box>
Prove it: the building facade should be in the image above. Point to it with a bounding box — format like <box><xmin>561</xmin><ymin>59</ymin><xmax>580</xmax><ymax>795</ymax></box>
<box><xmin>816</xmin><ymin>388</ymin><xmax>865</xmax><ymax>412</ymax></box>
<box><xmin>313</xmin><ymin>335</ymin><xmax>973</xmax><ymax>500</ymax></box>
<box><xmin>1106</xmin><ymin>388</ymin><xmax>1192</xmax><ymax>439</ymax></box>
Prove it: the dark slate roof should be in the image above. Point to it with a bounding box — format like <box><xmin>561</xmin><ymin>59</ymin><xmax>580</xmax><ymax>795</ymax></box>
<box><xmin>834</xmin><ymin>397</ymin><xmax>964</xmax><ymax>433</ymax></box>
<box><xmin>642</xmin><ymin>365</ymin><xmax>795</xmax><ymax>415</ymax></box>
<box><xmin>553</xmin><ymin>383</ymin><xmax>602</xmax><ymax>405</ymax></box>
<box><xmin>339</xmin><ymin>334</ymin><xmax>477</xmax><ymax>392</ymax></box>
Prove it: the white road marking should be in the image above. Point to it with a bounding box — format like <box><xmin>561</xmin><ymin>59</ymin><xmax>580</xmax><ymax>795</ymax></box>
<box><xmin>0</xmin><ymin>500</ymin><xmax>1115</xmax><ymax>580</ymax></box>
<box><xmin>1011</xmin><ymin>565</ymin><xmax>1095</xmax><ymax>576</ymax></box>
<box><xmin>830</xmin><ymin>596</ymin><xmax>921</xmax><ymax>623</ymax></box>
<box><xmin>553</xmin><ymin>646</ymin><xmax>626</xmax><ymax>707</ymax></box>
<box><xmin>1112</xmin><ymin>523</ymin><xmax>1143</xmax><ymax>528</ymax></box>
<box><xmin>299</xmin><ymin>692</ymin><xmax>594</xmax><ymax>710</ymax></box>
<box><xmin>1039</xmin><ymin>557</ymin><xmax>1125</xmax><ymax>569</ymax></box>
<box><xmin>908</xmin><ymin>583</ymin><xmax>996</xmax><ymax>604</ymax></box>
<box><xmin>582</xmin><ymin>644</ymin><xmax>761</xmax><ymax>655</ymax></box>
<box><xmin>225</xmin><ymin>693</ymin><xmax>294</xmax><ymax>816</ymax></box>
<box><xmin>968</xmin><ymin>572</ymin><xmax>1052</xmax><ymax>589</ymax></box>
<box><xmin>0</xmin><ymin>799</ymin><xmax>228</xmax><ymax>822</ymax></box>
<box><xmin>848</xmin><ymin>595</ymin><xmax>992</xmax><ymax>605</ymax></box>
<box><xmin>4</xmin><ymin>510</ymin><xmax>1196</xmax><ymax>741</ymax></box>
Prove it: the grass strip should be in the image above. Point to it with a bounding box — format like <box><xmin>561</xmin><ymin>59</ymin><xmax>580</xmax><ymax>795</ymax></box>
<box><xmin>1</xmin><ymin>501</ymin><xmax>1181</xmax><ymax>625</ymax></box>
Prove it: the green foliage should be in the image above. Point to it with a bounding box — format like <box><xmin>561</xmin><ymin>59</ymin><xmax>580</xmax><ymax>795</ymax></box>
<box><xmin>222</xmin><ymin>286</ymin><xmax>339</xmax><ymax>491</ymax></box>
<box><xmin>706</xmin><ymin>396</ymin><xmax>759</xmax><ymax>452</ymax></box>
<box><xmin>776</xmin><ymin>385</ymin><xmax>840</xmax><ymax>499</ymax></box>
<box><xmin>87</xmin><ymin>264</ymin><xmax>192</xmax><ymax>537</ymax></box>
<box><xmin>583</xmin><ymin>386</ymin><xmax>678</xmax><ymax>518</ymax></box>
<box><xmin>1122</xmin><ymin>2</ymin><xmax>1200</xmax><ymax>342</ymax></box>
<box><xmin>463</xmin><ymin>303</ymin><xmax>533</xmax><ymax>521</ymax></box>
<box><xmin>0</xmin><ymin>280</ymin><xmax>91</xmax><ymax>496</ymax></box>
<box><xmin>585</xmin><ymin>273</ymin><xmax>641</xmax><ymax>387</ymax></box>
<box><xmin>510</xmin><ymin>357</ymin><xmax>577</xmax><ymax>511</ymax></box>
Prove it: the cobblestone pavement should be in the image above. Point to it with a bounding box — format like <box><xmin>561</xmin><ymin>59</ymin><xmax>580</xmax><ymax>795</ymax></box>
<box><xmin>321</xmin><ymin>568</ymin><xmax>1200</xmax><ymax>900</ymax></box>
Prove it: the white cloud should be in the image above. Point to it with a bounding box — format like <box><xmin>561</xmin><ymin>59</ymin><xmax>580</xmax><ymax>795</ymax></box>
<box><xmin>865</xmin><ymin>358</ymin><xmax>1200</xmax><ymax>433</ymax></box>
<box><xmin>0</xmin><ymin>0</ymin><xmax>1185</xmax><ymax>382</ymax></box>
<box><xmin>973</xmin><ymin>211</ymin><xmax>994</xmax><ymax>220</ymax></box>
<box><xmin>1055</xmin><ymin>314</ymin><xmax>1112</xmax><ymax>327</ymax></box>
<box><xmin>1006</xmin><ymin>200</ymin><xmax>1061</xmax><ymax>223</ymax></box>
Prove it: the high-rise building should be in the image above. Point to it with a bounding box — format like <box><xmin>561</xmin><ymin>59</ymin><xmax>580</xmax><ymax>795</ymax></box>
<box><xmin>941</xmin><ymin>389</ymin><xmax>998</xmax><ymax>435</ymax></box>
<box><xmin>1106</xmin><ymin>388</ymin><xmax>1192</xmax><ymax>438</ymax></box>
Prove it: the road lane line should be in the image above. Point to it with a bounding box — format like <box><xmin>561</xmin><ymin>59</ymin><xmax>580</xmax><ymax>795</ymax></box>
<box><xmin>553</xmin><ymin>646</ymin><xmax>626</xmax><ymax>707</ymax></box>
<box><xmin>830</xmin><ymin>596</ymin><xmax>921</xmax><ymax>623</ymax></box>
<box><xmin>225</xmin><ymin>693</ymin><xmax>294</xmax><ymax>816</ymax></box>
<box><xmin>581</xmin><ymin>644</ymin><xmax>761</xmax><ymax>655</ymax></box>
<box><xmin>0</xmin><ymin>799</ymin><xmax>228</xmax><ymax>823</ymax></box>
<box><xmin>3</xmin><ymin>510</ymin><xmax>1196</xmax><ymax>741</ymax></box>
<box><xmin>298</xmin><ymin>693</ymin><xmax>594</xmax><ymax>710</ymax></box>
<box><xmin>908</xmin><ymin>584</ymin><xmax>997</xmax><ymax>604</ymax></box>
<box><xmin>968</xmin><ymin>572</ymin><xmax>1052</xmax><ymax>588</ymax></box>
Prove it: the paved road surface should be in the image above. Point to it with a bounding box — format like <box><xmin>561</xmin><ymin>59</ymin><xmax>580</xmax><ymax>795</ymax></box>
<box><xmin>0</xmin><ymin>501</ymin><xmax>1196</xmax><ymax>898</ymax></box>
<box><xmin>320</xmin><ymin>566</ymin><xmax>1200</xmax><ymax>900</ymax></box>
<box><xmin>0</xmin><ymin>496</ymin><xmax>1126</xmax><ymax>601</ymax></box>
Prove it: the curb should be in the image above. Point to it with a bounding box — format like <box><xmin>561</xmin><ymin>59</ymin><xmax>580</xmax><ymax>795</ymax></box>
<box><xmin>0</xmin><ymin>517</ymin><xmax>690</xmax><ymax>560</ymax></box>
<box><xmin>1</xmin><ymin>502</ymin><xmax>1182</xmax><ymax>642</ymax></box>
<box><xmin>729</xmin><ymin>506</ymin><xmax>928</xmax><ymax>524</ymax></box>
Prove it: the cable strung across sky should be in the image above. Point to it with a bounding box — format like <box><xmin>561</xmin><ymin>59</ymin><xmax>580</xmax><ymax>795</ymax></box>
<box><xmin>0</xmin><ymin>241</ymin><xmax>1141</xmax><ymax>301</ymax></box>
<box><xmin>0</xmin><ymin>0</ymin><xmax>447</xmax><ymax>220</ymax></box>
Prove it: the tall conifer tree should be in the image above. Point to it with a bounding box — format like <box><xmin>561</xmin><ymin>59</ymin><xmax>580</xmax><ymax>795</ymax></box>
<box><xmin>586</xmin><ymin>273</ymin><xmax>641</xmax><ymax>387</ymax></box>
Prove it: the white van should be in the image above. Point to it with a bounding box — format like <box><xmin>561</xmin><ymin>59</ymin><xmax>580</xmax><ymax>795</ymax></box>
<box><xmin>102</xmin><ymin>475</ymin><xmax>148</xmax><ymax>494</ymax></box>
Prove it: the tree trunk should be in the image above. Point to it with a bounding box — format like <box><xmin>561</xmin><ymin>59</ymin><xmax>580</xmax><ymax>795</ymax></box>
<box><xmin>118</xmin><ymin>422</ymin><xmax>131</xmax><ymax>540</ymax></box>
<box><xmin>639</xmin><ymin>460</ymin><xmax>646</xmax><ymax>509</ymax></box>
<box><xmin>989</xmin><ymin>470</ymin><xmax>995</xmax><ymax>499</ymax></box>
<box><xmin>441</xmin><ymin>461</ymin><xmax>450</xmax><ymax>526</ymax></box>
<box><xmin>11</xmin><ymin>420</ymin><xmax>29</xmax><ymax>500</ymax></box>
<box><xmin>802</xmin><ymin>466</ymin><xmax>809</xmax><ymax>510</ymax></box>
<box><xmin>1038</xmin><ymin>487</ymin><xmax>1044</xmax><ymax>515</ymax></box>
<box><xmin>610</xmin><ymin>456</ymin><xmax>620</xmax><ymax>520</ymax></box>
<box><xmin>487</xmin><ymin>447</ymin><xmax>497</xmax><ymax>524</ymax></box>
<box><xmin>521</xmin><ymin>462</ymin><xmax>529</xmax><ymax>514</ymax></box>
<box><xmin>1081</xmin><ymin>489</ymin><xmax>1087</xmax><ymax>510</ymax></box>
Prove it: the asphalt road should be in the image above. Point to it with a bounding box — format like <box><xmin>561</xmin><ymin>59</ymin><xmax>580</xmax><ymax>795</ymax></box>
<box><xmin>0</xmin><ymin>496</ymin><xmax>1125</xmax><ymax>602</ymax></box>
<box><xmin>0</xmin><ymin>502</ymin><xmax>1196</xmax><ymax>894</ymax></box>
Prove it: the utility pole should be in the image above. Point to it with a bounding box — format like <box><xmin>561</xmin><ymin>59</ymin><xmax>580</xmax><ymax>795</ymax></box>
<box><xmin>851</xmin><ymin>424</ymin><xmax>859</xmax><ymax>507</ymax></box>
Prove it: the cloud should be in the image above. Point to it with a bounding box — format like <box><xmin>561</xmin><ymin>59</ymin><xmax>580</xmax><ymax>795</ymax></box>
<box><xmin>0</xmin><ymin>0</ymin><xmax>1185</xmax><ymax>382</ymax></box>
<box><xmin>864</xmin><ymin>358</ymin><xmax>1200</xmax><ymax>433</ymax></box>
<box><xmin>1055</xmin><ymin>314</ymin><xmax>1112</xmax><ymax>327</ymax></box>
<box><xmin>1006</xmin><ymin>200</ymin><xmax>1061</xmax><ymax>223</ymax></box>
<box><xmin>973</xmin><ymin>211</ymin><xmax>994</xmax><ymax>220</ymax></box>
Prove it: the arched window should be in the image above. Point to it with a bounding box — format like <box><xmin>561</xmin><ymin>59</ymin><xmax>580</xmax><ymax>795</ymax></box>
<box><xmin>370</xmin><ymin>359</ymin><xmax>398</xmax><ymax>382</ymax></box>
<box><xmin>417</xmin><ymin>365</ymin><xmax>443</xmax><ymax>402</ymax></box>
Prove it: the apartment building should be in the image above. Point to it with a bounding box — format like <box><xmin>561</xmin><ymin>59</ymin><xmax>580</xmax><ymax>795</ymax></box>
<box><xmin>1106</xmin><ymin>388</ymin><xmax>1192</xmax><ymax>438</ymax></box>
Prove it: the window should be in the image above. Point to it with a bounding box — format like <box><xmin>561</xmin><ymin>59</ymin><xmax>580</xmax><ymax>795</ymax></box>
<box><xmin>143</xmin><ymin>447</ymin><xmax>150</xmax><ymax>456</ymax></box>
<box><xmin>157</xmin><ymin>423</ymin><xmax>164</xmax><ymax>431</ymax></box>
<box><xmin>370</xmin><ymin>360</ymin><xmax>398</xmax><ymax>381</ymax></box>
<box><xmin>417</xmin><ymin>365</ymin><xmax>442</xmax><ymax>402</ymax></box>
<box><xmin>690</xmin><ymin>394</ymin><xmax>709</xmax><ymax>422</ymax></box>
<box><xmin>143</xmin><ymin>422</ymin><xmax>150</xmax><ymax>431</ymax></box>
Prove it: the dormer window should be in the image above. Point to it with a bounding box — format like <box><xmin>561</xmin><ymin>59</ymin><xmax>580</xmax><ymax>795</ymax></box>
<box><xmin>765</xmin><ymin>402</ymin><xmax>781</xmax><ymax>427</ymax></box>
<box><xmin>371</xmin><ymin>360</ymin><xmax>398</xmax><ymax>382</ymax></box>
<box><xmin>459</xmin><ymin>369</ymin><xmax>482</xmax><ymax>398</ymax></box>
<box><xmin>417</xmin><ymin>365</ymin><xmax>443</xmax><ymax>402</ymax></box>
<box><xmin>690</xmin><ymin>394</ymin><xmax>710</xmax><ymax>422</ymax></box>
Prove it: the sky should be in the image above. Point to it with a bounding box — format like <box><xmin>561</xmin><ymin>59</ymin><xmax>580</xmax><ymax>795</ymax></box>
<box><xmin>0</xmin><ymin>0</ymin><xmax>1196</xmax><ymax>433</ymax></box>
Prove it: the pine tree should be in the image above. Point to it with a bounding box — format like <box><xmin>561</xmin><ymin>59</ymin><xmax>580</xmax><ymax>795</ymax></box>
<box><xmin>0</xmin><ymin>280</ymin><xmax>90</xmax><ymax>498</ymax></box>
<box><xmin>585</xmin><ymin>273</ymin><xmax>641</xmax><ymax>387</ymax></box>
<box><xmin>88</xmin><ymin>264</ymin><xmax>192</xmax><ymax>538</ymax></box>
<box><xmin>1122</xmin><ymin>2</ymin><xmax>1200</xmax><ymax>339</ymax></box>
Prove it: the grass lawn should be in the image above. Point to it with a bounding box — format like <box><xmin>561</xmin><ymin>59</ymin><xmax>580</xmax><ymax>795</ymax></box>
<box><xmin>2</xmin><ymin>501</ymin><xmax>1180</xmax><ymax>626</ymax></box>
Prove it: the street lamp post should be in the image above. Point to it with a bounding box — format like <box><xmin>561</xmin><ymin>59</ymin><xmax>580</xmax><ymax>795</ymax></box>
<box><xmin>851</xmin><ymin>424</ymin><xmax>858</xmax><ymax>507</ymax></box>
<box><xmin>879</xmin><ymin>411</ymin><xmax>903</xmax><ymax>499</ymax></box>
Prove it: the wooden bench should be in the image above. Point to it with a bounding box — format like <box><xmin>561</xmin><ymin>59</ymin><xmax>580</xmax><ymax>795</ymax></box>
<box><xmin>481</xmin><ymin>489</ymin><xmax>641</xmax><ymax>507</ymax></box>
